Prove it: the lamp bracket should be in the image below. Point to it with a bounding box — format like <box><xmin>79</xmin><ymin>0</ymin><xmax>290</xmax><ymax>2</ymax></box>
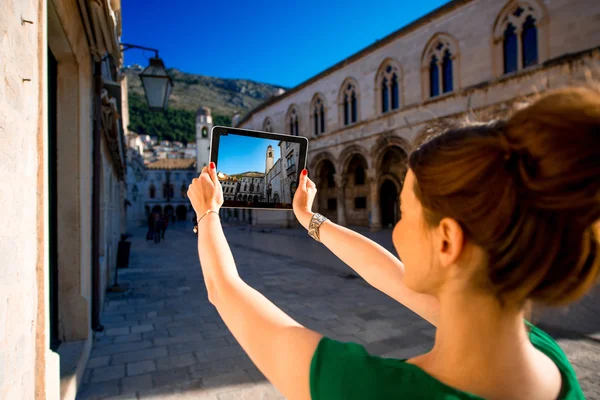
<box><xmin>120</xmin><ymin>43</ymin><xmax>159</xmax><ymax>58</ymax></box>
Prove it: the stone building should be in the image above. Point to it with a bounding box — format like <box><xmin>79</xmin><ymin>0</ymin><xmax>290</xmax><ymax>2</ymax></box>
<box><xmin>237</xmin><ymin>0</ymin><xmax>600</xmax><ymax>230</ymax></box>
<box><xmin>1</xmin><ymin>0</ymin><xmax>128</xmax><ymax>398</ymax></box>
<box><xmin>144</xmin><ymin>158</ymin><xmax>197</xmax><ymax>223</ymax></box>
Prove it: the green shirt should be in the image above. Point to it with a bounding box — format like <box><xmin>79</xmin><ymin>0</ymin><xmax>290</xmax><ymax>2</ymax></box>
<box><xmin>310</xmin><ymin>322</ymin><xmax>584</xmax><ymax>399</ymax></box>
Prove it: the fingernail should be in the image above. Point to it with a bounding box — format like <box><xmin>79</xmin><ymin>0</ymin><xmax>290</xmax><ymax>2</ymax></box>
<box><xmin>302</xmin><ymin>169</ymin><xmax>307</xmax><ymax>176</ymax></box>
<box><xmin>210</xmin><ymin>162</ymin><xmax>215</xmax><ymax>169</ymax></box>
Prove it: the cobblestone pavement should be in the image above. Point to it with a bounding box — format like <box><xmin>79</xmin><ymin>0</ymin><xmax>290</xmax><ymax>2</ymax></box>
<box><xmin>77</xmin><ymin>222</ymin><xmax>600</xmax><ymax>400</ymax></box>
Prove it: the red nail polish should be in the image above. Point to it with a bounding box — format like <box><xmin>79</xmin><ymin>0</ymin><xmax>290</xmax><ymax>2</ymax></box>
<box><xmin>302</xmin><ymin>169</ymin><xmax>307</xmax><ymax>176</ymax></box>
<box><xmin>210</xmin><ymin>162</ymin><xmax>215</xmax><ymax>169</ymax></box>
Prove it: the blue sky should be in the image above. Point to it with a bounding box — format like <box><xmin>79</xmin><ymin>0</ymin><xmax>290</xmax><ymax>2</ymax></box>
<box><xmin>122</xmin><ymin>0</ymin><xmax>449</xmax><ymax>88</ymax></box>
<box><xmin>217</xmin><ymin>134</ymin><xmax>282</xmax><ymax>175</ymax></box>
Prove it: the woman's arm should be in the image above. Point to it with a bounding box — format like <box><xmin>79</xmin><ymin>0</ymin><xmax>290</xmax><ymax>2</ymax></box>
<box><xmin>189</xmin><ymin>167</ymin><xmax>322</xmax><ymax>400</ymax></box>
<box><xmin>294</xmin><ymin>173</ymin><xmax>439</xmax><ymax>326</ymax></box>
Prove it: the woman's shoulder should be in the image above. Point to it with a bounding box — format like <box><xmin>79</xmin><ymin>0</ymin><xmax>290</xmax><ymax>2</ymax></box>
<box><xmin>525</xmin><ymin>321</ymin><xmax>585</xmax><ymax>399</ymax></box>
<box><xmin>310</xmin><ymin>326</ymin><xmax>586</xmax><ymax>400</ymax></box>
<box><xmin>310</xmin><ymin>336</ymin><xmax>481</xmax><ymax>400</ymax></box>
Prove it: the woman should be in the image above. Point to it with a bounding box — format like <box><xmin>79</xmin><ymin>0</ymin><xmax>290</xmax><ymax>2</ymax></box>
<box><xmin>187</xmin><ymin>87</ymin><xmax>598</xmax><ymax>399</ymax></box>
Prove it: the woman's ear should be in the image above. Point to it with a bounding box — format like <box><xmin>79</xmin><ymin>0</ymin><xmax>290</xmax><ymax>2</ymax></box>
<box><xmin>436</xmin><ymin>217</ymin><xmax>464</xmax><ymax>268</ymax></box>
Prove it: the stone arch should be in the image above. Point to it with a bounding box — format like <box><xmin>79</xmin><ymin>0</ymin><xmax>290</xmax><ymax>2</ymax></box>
<box><xmin>370</xmin><ymin>135</ymin><xmax>411</xmax><ymax>174</ymax></box>
<box><xmin>338</xmin><ymin>145</ymin><xmax>371</xmax><ymax>176</ymax></box>
<box><xmin>338</xmin><ymin>77</ymin><xmax>360</xmax><ymax>126</ymax></box>
<box><xmin>374</xmin><ymin>58</ymin><xmax>404</xmax><ymax>114</ymax></box>
<box><xmin>491</xmin><ymin>0</ymin><xmax>549</xmax><ymax>76</ymax></box>
<box><xmin>309</xmin><ymin>151</ymin><xmax>337</xmax><ymax>174</ymax></box>
<box><xmin>421</xmin><ymin>33</ymin><xmax>461</xmax><ymax>100</ymax></box>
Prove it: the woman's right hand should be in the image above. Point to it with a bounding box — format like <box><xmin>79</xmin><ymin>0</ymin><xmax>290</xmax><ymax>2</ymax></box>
<box><xmin>293</xmin><ymin>169</ymin><xmax>317</xmax><ymax>229</ymax></box>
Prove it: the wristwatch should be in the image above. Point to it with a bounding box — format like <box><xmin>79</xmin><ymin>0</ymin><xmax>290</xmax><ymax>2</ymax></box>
<box><xmin>308</xmin><ymin>213</ymin><xmax>328</xmax><ymax>242</ymax></box>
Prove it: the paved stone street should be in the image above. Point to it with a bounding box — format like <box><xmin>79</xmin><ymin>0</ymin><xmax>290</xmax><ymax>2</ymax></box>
<box><xmin>77</xmin><ymin>222</ymin><xmax>600</xmax><ymax>400</ymax></box>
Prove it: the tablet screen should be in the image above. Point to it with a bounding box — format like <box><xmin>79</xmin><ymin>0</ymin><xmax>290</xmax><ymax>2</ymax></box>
<box><xmin>212</xmin><ymin>128</ymin><xmax>306</xmax><ymax>209</ymax></box>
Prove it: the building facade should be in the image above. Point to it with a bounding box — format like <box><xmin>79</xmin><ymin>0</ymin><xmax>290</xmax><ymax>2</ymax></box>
<box><xmin>0</xmin><ymin>0</ymin><xmax>128</xmax><ymax>398</ymax></box>
<box><xmin>144</xmin><ymin>159</ymin><xmax>197</xmax><ymax>224</ymax></box>
<box><xmin>237</xmin><ymin>0</ymin><xmax>600</xmax><ymax>230</ymax></box>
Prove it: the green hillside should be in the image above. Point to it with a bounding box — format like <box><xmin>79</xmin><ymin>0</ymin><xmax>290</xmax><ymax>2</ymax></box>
<box><xmin>125</xmin><ymin>66</ymin><xmax>285</xmax><ymax>143</ymax></box>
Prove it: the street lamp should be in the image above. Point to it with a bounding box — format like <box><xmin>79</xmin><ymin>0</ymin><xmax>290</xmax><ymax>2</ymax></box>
<box><xmin>139</xmin><ymin>57</ymin><xmax>173</xmax><ymax>111</ymax></box>
<box><xmin>121</xmin><ymin>43</ymin><xmax>173</xmax><ymax>111</ymax></box>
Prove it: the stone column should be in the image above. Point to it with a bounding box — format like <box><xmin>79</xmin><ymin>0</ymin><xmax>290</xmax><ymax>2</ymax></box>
<box><xmin>367</xmin><ymin>169</ymin><xmax>382</xmax><ymax>232</ymax></box>
<box><xmin>334</xmin><ymin>173</ymin><xmax>347</xmax><ymax>226</ymax></box>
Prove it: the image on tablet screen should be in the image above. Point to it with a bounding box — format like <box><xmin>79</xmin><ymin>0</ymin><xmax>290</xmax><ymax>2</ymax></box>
<box><xmin>216</xmin><ymin>132</ymin><xmax>300</xmax><ymax>209</ymax></box>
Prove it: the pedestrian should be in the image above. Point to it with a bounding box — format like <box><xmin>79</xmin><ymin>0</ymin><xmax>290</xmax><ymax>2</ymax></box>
<box><xmin>146</xmin><ymin>212</ymin><xmax>155</xmax><ymax>241</ymax></box>
<box><xmin>161</xmin><ymin>214</ymin><xmax>169</xmax><ymax>240</ymax></box>
<box><xmin>154</xmin><ymin>213</ymin><xmax>162</xmax><ymax>244</ymax></box>
<box><xmin>187</xmin><ymin>87</ymin><xmax>599</xmax><ymax>399</ymax></box>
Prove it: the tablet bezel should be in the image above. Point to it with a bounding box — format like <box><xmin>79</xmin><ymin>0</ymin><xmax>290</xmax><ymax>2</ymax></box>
<box><xmin>209</xmin><ymin>125</ymin><xmax>309</xmax><ymax>210</ymax></box>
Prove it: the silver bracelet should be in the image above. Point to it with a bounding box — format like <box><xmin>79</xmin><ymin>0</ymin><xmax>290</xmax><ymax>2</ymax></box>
<box><xmin>193</xmin><ymin>210</ymin><xmax>220</xmax><ymax>234</ymax></box>
<box><xmin>308</xmin><ymin>213</ymin><xmax>328</xmax><ymax>242</ymax></box>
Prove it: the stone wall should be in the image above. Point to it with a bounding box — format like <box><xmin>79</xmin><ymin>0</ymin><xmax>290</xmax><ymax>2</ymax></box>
<box><xmin>0</xmin><ymin>0</ymin><xmax>44</xmax><ymax>398</ymax></box>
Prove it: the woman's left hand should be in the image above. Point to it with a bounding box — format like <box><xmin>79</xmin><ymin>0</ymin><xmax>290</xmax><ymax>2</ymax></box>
<box><xmin>188</xmin><ymin>162</ymin><xmax>224</xmax><ymax>217</ymax></box>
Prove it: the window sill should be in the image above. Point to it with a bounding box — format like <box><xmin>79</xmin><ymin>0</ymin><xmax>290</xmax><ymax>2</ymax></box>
<box><xmin>422</xmin><ymin>90</ymin><xmax>455</xmax><ymax>106</ymax></box>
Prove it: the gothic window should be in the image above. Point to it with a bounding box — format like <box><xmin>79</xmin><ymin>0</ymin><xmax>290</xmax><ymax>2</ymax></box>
<box><xmin>201</xmin><ymin>127</ymin><xmax>208</xmax><ymax>138</ymax></box>
<box><xmin>503</xmin><ymin>23</ymin><xmax>518</xmax><ymax>74</ymax></box>
<box><xmin>291</xmin><ymin>181</ymin><xmax>298</xmax><ymax>198</ymax></box>
<box><xmin>423</xmin><ymin>36</ymin><xmax>457</xmax><ymax>99</ymax></box>
<box><xmin>377</xmin><ymin>61</ymin><xmax>401</xmax><ymax>114</ymax></box>
<box><xmin>522</xmin><ymin>15</ymin><xmax>538</xmax><ymax>68</ymax></box>
<box><xmin>250</xmin><ymin>183</ymin><xmax>254</xmax><ymax>192</ymax></box>
<box><xmin>273</xmin><ymin>193</ymin><xmax>280</xmax><ymax>203</ymax></box>
<box><xmin>149</xmin><ymin>184</ymin><xmax>156</xmax><ymax>199</ymax></box>
<box><xmin>430</xmin><ymin>55</ymin><xmax>440</xmax><ymax>97</ymax></box>
<box><xmin>340</xmin><ymin>80</ymin><xmax>359</xmax><ymax>126</ymax></box>
<box><xmin>442</xmin><ymin>50</ymin><xmax>453</xmax><ymax>93</ymax></box>
<box><xmin>287</xmin><ymin>106</ymin><xmax>300</xmax><ymax>136</ymax></box>
<box><xmin>311</xmin><ymin>95</ymin><xmax>326</xmax><ymax>135</ymax></box>
<box><xmin>494</xmin><ymin>2</ymin><xmax>543</xmax><ymax>75</ymax></box>
<box><xmin>263</xmin><ymin>118</ymin><xmax>273</xmax><ymax>133</ymax></box>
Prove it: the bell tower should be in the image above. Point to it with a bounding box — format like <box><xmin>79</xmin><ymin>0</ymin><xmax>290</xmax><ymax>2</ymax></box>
<box><xmin>265</xmin><ymin>145</ymin><xmax>274</xmax><ymax>174</ymax></box>
<box><xmin>195</xmin><ymin>106</ymin><xmax>213</xmax><ymax>173</ymax></box>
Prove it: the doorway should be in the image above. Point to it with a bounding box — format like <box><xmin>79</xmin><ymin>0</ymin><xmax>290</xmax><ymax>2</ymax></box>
<box><xmin>380</xmin><ymin>179</ymin><xmax>399</xmax><ymax>228</ymax></box>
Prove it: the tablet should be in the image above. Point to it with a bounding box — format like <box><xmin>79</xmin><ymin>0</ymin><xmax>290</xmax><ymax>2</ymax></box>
<box><xmin>210</xmin><ymin>126</ymin><xmax>308</xmax><ymax>210</ymax></box>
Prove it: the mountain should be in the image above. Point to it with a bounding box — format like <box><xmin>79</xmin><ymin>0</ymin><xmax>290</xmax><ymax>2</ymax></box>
<box><xmin>125</xmin><ymin>65</ymin><xmax>285</xmax><ymax>144</ymax></box>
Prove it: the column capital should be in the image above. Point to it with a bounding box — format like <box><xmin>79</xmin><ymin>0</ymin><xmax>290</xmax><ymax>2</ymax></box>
<box><xmin>334</xmin><ymin>173</ymin><xmax>346</xmax><ymax>189</ymax></box>
<box><xmin>366</xmin><ymin>168</ymin><xmax>378</xmax><ymax>184</ymax></box>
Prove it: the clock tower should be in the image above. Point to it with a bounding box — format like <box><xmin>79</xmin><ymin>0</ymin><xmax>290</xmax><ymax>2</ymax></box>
<box><xmin>195</xmin><ymin>106</ymin><xmax>213</xmax><ymax>173</ymax></box>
